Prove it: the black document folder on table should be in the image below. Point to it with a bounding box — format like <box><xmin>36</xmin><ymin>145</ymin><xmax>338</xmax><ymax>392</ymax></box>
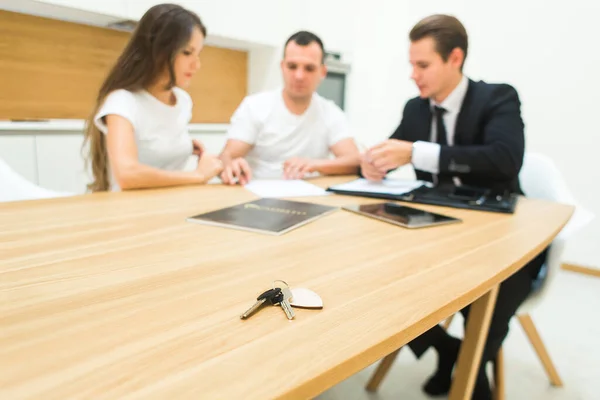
<box><xmin>187</xmin><ymin>198</ymin><xmax>338</xmax><ymax>235</ymax></box>
<box><xmin>327</xmin><ymin>179</ymin><xmax>519</xmax><ymax>214</ymax></box>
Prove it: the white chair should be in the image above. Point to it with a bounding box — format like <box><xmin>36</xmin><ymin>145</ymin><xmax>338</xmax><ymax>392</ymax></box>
<box><xmin>0</xmin><ymin>158</ymin><xmax>74</xmax><ymax>202</ymax></box>
<box><xmin>517</xmin><ymin>152</ymin><xmax>594</xmax><ymax>312</ymax></box>
<box><xmin>491</xmin><ymin>152</ymin><xmax>594</xmax><ymax>398</ymax></box>
<box><xmin>365</xmin><ymin>152</ymin><xmax>594</xmax><ymax>398</ymax></box>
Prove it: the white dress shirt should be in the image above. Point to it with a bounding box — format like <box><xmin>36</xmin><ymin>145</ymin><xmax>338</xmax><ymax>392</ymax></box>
<box><xmin>411</xmin><ymin>75</ymin><xmax>469</xmax><ymax>175</ymax></box>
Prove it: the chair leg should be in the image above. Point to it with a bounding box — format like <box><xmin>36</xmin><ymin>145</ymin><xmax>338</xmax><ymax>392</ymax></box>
<box><xmin>518</xmin><ymin>314</ymin><xmax>564</xmax><ymax>386</ymax></box>
<box><xmin>493</xmin><ymin>347</ymin><xmax>505</xmax><ymax>400</ymax></box>
<box><xmin>365</xmin><ymin>348</ymin><xmax>402</xmax><ymax>392</ymax></box>
<box><xmin>443</xmin><ymin>313</ymin><xmax>456</xmax><ymax>331</ymax></box>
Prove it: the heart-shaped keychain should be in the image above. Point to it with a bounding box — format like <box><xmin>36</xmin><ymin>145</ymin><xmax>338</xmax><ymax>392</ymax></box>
<box><xmin>289</xmin><ymin>287</ymin><xmax>323</xmax><ymax>309</ymax></box>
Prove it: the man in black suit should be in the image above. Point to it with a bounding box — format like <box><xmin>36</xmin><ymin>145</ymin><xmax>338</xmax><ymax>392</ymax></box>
<box><xmin>362</xmin><ymin>14</ymin><xmax>546</xmax><ymax>400</ymax></box>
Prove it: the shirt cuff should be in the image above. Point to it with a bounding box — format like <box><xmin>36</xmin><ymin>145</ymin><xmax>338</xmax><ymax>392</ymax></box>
<box><xmin>411</xmin><ymin>141</ymin><xmax>440</xmax><ymax>174</ymax></box>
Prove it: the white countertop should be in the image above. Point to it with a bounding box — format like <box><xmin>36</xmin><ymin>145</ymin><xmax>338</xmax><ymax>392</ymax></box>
<box><xmin>0</xmin><ymin>120</ymin><xmax>229</xmax><ymax>133</ymax></box>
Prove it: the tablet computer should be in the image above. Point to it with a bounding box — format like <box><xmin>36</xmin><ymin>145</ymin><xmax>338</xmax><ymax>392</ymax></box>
<box><xmin>343</xmin><ymin>202</ymin><xmax>461</xmax><ymax>229</ymax></box>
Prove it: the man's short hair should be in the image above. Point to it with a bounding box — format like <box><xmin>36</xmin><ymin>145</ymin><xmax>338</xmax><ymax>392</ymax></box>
<box><xmin>284</xmin><ymin>31</ymin><xmax>325</xmax><ymax>64</ymax></box>
<box><xmin>409</xmin><ymin>14</ymin><xmax>468</xmax><ymax>70</ymax></box>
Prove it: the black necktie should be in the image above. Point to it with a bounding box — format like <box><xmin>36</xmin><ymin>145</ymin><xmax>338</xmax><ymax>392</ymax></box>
<box><xmin>433</xmin><ymin>106</ymin><xmax>454</xmax><ymax>186</ymax></box>
<box><xmin>433</xmin><ymin>106</ymin><xmax>448</xmax><ymax>146</ymax></box>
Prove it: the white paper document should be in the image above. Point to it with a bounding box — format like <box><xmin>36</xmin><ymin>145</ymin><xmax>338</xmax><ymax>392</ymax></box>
<box><xmin>243</xmin><ymin>179</ymin><xmax>330</xmax><ymax>198</ymax></box>
<box><xmin>329</xmin><ymin>178</ymin><xmax>429</xmax><ymax>195</ymax></box>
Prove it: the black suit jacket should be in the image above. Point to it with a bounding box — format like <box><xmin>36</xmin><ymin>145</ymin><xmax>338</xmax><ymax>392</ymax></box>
<box><xmin>390</xmin><ymin>79</ymin><xmax>525</xmax><ymax>194</ymax></box>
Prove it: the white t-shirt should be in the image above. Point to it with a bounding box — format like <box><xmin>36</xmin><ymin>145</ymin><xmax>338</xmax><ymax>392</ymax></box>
<box><xmin>94</xmin><ymin>87</ymin><xmax>194</xmax><ymax>190</ymax></box>
<box><xmin>225</xmin><ymin>89</ymin><xmax>352</xmax><ymax>178</ymax></box>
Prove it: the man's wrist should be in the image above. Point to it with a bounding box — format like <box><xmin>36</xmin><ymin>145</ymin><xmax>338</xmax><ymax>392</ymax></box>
<box><xmin>311</xmin><ymin>159</ymin><xmax>327</xmax><ymax>173</ymax></box>
<box><xmin>219</xmin><ymin>153</ymin><xmax>232</xmax><ymax>165</ymax></box>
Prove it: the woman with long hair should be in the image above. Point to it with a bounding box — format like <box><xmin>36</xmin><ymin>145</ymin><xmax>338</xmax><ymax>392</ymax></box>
<box><xmin>83</xmin><ymin>3</ymin><xmax>223</xmax><ymax>191</ymax></box>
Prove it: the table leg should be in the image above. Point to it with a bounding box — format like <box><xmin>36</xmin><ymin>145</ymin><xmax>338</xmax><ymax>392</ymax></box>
<box><xmin>449</xmin><ymin>285</ymin><xmax>499</xmax><ymax>400</ymax></box>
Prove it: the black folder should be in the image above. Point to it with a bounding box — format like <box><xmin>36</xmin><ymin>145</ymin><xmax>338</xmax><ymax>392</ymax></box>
<box><xmin>327</xmin><ymin>180</ymin><xmax>519</xmax><ymax>214</ymax></box>
<box><xmin>187</xmin><ymin>198</ymin><xmax>338</xmax><ymax>235</ymax></box>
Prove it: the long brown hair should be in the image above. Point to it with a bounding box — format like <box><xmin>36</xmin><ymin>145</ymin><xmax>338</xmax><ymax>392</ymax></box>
<box><xmin>83</xmin><ymin>3</ymin><xmax>206</xmax><ymax>192</ymax></box>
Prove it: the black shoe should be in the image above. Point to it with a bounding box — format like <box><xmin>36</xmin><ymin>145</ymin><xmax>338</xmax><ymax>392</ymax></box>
<box><xmin>422</xmin><ymin>336</ymin><xmax>461</xmax><ymax>396</ymax></box>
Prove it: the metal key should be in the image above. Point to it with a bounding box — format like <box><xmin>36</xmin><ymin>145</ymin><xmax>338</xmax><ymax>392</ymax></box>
<box><xmin>240</xmin><ymin>288</ymin><xmax>282</xmax><ymax>319</ymax></box>
<box><xmin>278</xmin><ymin>286</ymin><xmax>295</xmax><ymax>320</ymax></box>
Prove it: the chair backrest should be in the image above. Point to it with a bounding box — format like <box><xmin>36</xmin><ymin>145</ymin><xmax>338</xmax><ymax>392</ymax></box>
<box><xmin>0</xmin><ymin>158</ymin><xmax>73</xmax><ymax>203</ymax></box>
<box><xmin>520</xmin><ymin>153</ymin><xmax>575</xmax><ymax>205</ymax></box>
<box><xmin>517</xmin><ymin>152</ymin><xmax>594</xmax><ymax>313</ymax></box>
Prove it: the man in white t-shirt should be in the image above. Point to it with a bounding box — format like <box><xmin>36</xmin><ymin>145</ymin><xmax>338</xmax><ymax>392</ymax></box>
<box><xmin>219</xmin><ymin>31</ymin><xmax>360</xmax><ymax>184</ymax></box>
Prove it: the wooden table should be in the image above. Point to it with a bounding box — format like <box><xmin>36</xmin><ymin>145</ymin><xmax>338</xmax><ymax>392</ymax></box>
<box><xmin>0</xmin><ymin>176</ymin><xmax>573</xmax><ymax>399</ymax></box>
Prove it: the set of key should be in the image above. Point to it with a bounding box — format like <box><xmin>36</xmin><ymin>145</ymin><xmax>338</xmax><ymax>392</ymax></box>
<box><xmin>240</xmin><ymin>284</ymin><xmax>295</xmax><ymax>320</ymax></box>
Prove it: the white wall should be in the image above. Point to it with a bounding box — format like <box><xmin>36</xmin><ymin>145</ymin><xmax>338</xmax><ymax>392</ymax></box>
<box><xmin>2</xmin><ymin>0</ymin><xmax>598</xmax><ymax>267</ymax></box>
